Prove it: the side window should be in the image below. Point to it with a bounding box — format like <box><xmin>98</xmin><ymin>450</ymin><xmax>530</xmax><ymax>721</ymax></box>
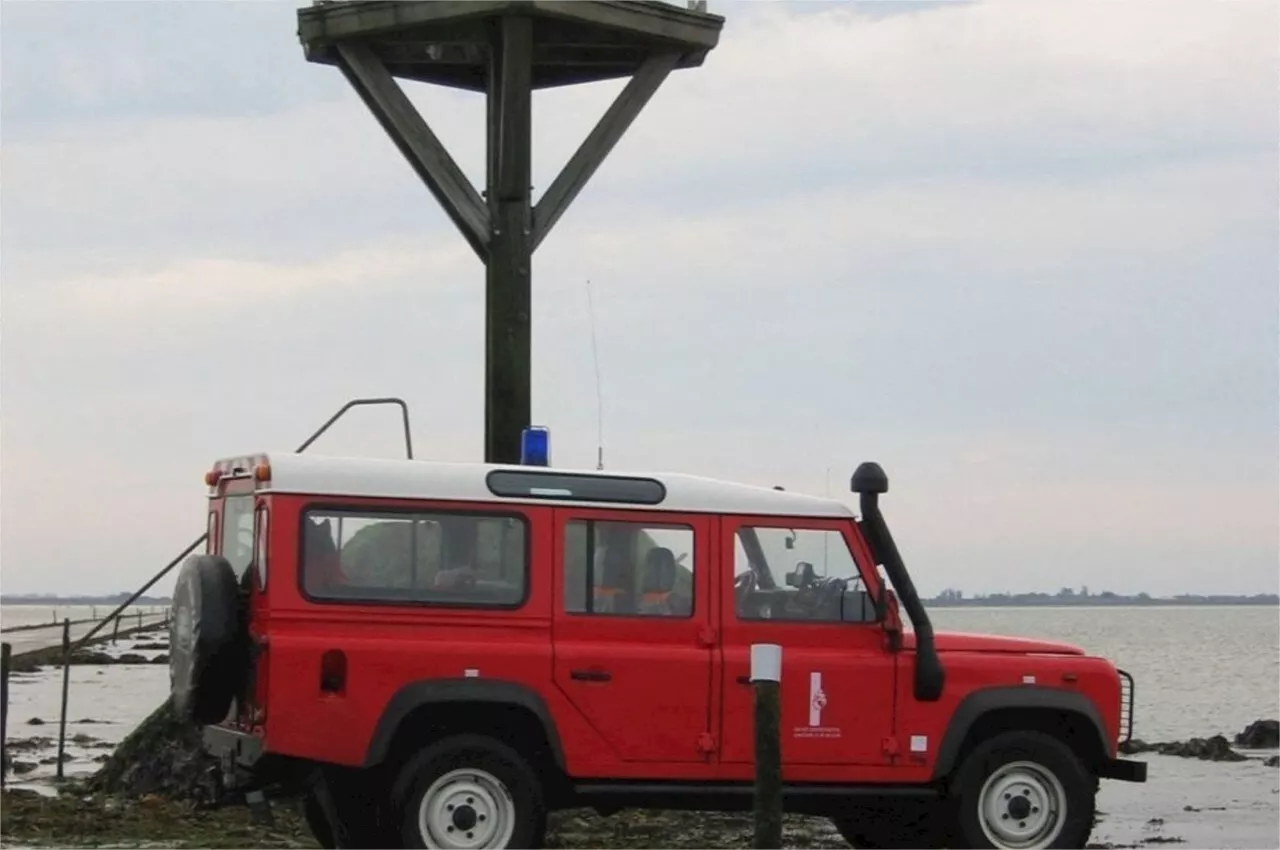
<box><xmin>253</xmin><ymin>505</ymin><xmax>269</xmax><ymax>590</ymax></box>
<box><xmin>300</xmin><ymin>508</ymin><xmax>527</xmax><ymax>607</ymax></box>
<box><xmin>221</xmin><ymin>495</ymin><xmax>255</xmax><ymax>579</ymax></box>
<box><xmin>207</xmin><ymin>511</ymin><xmax>219</xmax><ymax>555</ymax></box>
<box><xmin>734</xmin><ymin>525</ymin><xmax>875</xmax><ymax>623</ymax></box>
<box><xmin>563</xmin><ymin>519</ymin><xmax>694</xmax><ymax>618</ymax></box>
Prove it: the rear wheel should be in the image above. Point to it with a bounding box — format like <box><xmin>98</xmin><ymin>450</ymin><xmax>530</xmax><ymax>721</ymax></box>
<box><xmin>391</xmin><ymin>734</ymin><xmax>546</xmax><ymax>850</ymax></box>
<box><xmin>949</xmin><ymin>731</ymin><xmax>1095</xmax><ymax>849</ymax></box>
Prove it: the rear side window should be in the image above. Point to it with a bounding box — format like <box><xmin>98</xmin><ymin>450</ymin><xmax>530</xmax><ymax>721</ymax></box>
<box><xmin>253</xmin><ymin>505</ymin><xmax>269</xmax><ymax>590</ymax></box>
<box><xmin>300</xmin><ymin>507</ymin><xmax>528</xmax><ymax>608</ymax></box>
<box><xmin>221</xmin><ymin>495</ymin><xmax>255</xmax><ymax>580</ymax></box>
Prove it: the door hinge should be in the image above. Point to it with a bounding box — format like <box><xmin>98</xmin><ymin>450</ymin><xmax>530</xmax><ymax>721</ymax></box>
<box><xmin>696</xmin><ymin>732</ymin><xmax>717</xmax><ymax>754</ymax></box>
<box><xmin>697</xmin><ymin>625</ymin><xmax>717</xmax><ymax>647</ymax></box>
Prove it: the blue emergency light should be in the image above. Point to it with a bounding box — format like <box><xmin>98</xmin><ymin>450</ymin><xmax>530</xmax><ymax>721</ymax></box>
<box><xmin>520</xmin><ymin>426</ymin><xmax>550</xmax><ymax>466</ymax></box>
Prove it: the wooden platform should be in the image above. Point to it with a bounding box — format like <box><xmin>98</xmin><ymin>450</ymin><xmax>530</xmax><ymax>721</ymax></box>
<box><xmin>297</xmin><ymin>0</ymin><xmax>725</xmax><ymax>90</ymax></box>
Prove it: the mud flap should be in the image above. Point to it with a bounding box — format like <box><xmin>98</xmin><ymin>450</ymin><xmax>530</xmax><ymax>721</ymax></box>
<box><xmin>310</xmin><ymin>768</ymin><xmax>355</xmax><ymax>848</ymax></box>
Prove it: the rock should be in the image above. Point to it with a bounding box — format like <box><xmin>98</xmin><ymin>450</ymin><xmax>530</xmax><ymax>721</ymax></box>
<box><xmin>6</xmin><ymin>737</ymin><xmax>54</xmax><ymax>752</ymax></box>
<box><xmin>39</xmin><ymin>754</ymin><xmax>72</xmax><ymax>765</ymax></box>
<box><xmin>1264</xmin><ymin>755</ymin><xmax>1279</xmax><ymax>768</ymax></box>
<box><xmin>152</xmin><ymin>654</ymin><xmax>170</xmax><ymax>665</ymax></box>
<box><xmin>9</xmin><ymin>656</ymin><xmax>43</xmax><ymax>673</ymax></box>
<box><xmin>69</xmin><ymin>650</ymin><xmax>116</xmax><ymax>665</ymax></box>
<box><xmin>10</xmin><ymin>759</ymin><xmax>38</xmax><ymax>775</ymax></box>
<box><xmin>27</xmin><ymin>717</ymin><xmax>45</xmax><ymax>726</ymax></box>
<box><xmin>75</xmin><ymin>718</ymin><xmax>109</xmax><ymax>725</ymax></box>
<box><xmin>1155</xmin><ymin>735</ymin><xmax>1246</xmax><ymax>762</ymax></box>
<box><xmin>133</xmin><ymin>643</ymin><xmax>169</xmax><ymax>651</ymax></box>
<box><xmin>1234</xmin><ymin>719</ymin><xmax>1279</xmax><ymax>749</ymax></box>
<box><xmin>4</xmin><ymin>787</ymin><xmax>41</xmax><ymax>799</ymax></box>
<box><xmin>116</xmin><ymin>653</ymin><xmax>149</xmax><ymax>665</ymax></box>
<box><xmin>1121</xmin><ymin>735</ymin><xmax>1246</xmax><ymax>761</ymax></box>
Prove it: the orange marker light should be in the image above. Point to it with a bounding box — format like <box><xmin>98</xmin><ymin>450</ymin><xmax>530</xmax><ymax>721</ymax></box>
<box><xmin>254</xmin><ymin>462</ymin><xmax>271</xmax><ymax>482</ymax></box>
<box><xmin>204</xmin><ymin>470</ymin><xmax>222</xmax><ymax>486</ymax></box>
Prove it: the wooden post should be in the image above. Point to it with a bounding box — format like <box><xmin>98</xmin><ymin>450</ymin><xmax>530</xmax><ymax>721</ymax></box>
<box><xmin>751</xmin><ymin>643</ymin><xmax>783</xmax><ymax>850</ymax></box>
<box><xmin>56</xmin><ymin>619</ymin><xmax>71</xmax><ymax>780</ymax></box>
<box><xmin>1</xmin><ymin>642</ymin><xmax>11</xmax><ymax>791</ymax></box>
<box><xmin>112</xmin><ymin>615</ymin><xmax>120</xmax><ymax>643</ymax></box>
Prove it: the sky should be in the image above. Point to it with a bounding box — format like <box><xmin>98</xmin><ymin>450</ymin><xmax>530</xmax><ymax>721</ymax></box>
<box><xmin>1</xmin><ymin>0</ymin><xmax>1276</xmax><ymax>598</ymax></box>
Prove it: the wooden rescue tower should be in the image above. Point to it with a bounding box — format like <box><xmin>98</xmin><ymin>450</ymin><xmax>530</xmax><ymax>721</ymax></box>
<box><xmin>297</xmin><ymin>1</ymin><xmax>725</xmax><ymax>463</ymax></box>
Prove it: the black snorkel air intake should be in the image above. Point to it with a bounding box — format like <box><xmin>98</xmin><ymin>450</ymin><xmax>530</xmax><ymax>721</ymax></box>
<box><xmin>852</xmin><ymin>462</ymin><xmax>945</xmax><ymax>702</ymax></box>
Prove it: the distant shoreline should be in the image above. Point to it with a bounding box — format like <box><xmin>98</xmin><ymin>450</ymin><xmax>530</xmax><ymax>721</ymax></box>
<box><xmin>1</xmin><ymin>597</ymin><xmax>172</xmax><ymax>607</ymax></box>
<box><xmin>2</xmin><ymin>594</ymin><xmax>1276</xmax><ymax>608</ymax></box>
<box><xmin>926</xmin><ymin>597</ymin><xmax>1278</xmax><ymax>608</ymax></box>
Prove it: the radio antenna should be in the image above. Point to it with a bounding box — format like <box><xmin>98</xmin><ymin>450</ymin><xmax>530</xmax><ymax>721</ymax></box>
<box><xmin>586</xmin><ymin>279</ymin><xmax>606</xmax><ymax>470</ymax></box>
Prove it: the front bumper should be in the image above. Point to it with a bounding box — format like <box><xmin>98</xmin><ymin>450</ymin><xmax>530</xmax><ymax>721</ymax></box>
<box><xmin>1099</xmin><ymin>756</ymin><xmax>1147</xmax><ymax>783</ymax></box>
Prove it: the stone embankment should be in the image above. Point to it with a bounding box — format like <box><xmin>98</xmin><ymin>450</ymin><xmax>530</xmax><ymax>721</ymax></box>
<box><xmin>6</xmin><ymin>625</ymin><xmax>170</xmax><ymax>673</ymax></box>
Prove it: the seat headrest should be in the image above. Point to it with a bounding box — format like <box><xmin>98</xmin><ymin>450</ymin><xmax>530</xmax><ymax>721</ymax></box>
<box><xmin>642</xmin><ymin>547</ymin><xmax>677</xmax><ymax>593</ymax></box>
<box><xmin>598</xmin><ymin>546</ymin><xmax>630</xmax><ymax>588</ymax></box>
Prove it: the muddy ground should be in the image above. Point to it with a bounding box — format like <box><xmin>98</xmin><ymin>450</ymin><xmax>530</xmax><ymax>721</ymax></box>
<box><xmin>0</xmin><ymin>790</ymin><xmax>1194</xmax><ymax>850</ymax></box>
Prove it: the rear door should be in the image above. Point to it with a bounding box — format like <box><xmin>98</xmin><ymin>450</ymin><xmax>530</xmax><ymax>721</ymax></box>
<box><xmin>551</xmin><ymin>507</ymin><xmax>714</xmax><ymax>764</ymax></box>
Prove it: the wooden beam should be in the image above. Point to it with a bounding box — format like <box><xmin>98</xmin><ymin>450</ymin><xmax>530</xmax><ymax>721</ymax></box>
<box><xmin>531</xmin><ymin>51</ymin><xmax>678</xmax><ymax>251</ymax></box>
<box><xmin>335</xmin><ymin>42</ymin><xmax>491</xmax><ymax>261</ymax></box>
<box><xmin>484</xmin><ymin>16</ymin><xmax>534</xmax><ymax>465</ymax></box>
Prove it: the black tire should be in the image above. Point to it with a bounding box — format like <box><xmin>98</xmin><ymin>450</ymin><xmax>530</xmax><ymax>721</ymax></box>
<box><xmin>949</xmin><ymin>730</ymin><xmax>1095</xmax><ymax>849</ymax></box>
<box><xmin>832</xmin><ymin>798</ymin><xmax>951</xmax><ymax>848</ymax></box>
<box><xmin>169</xmin><ymin>554</ymin><xmax>244</xmax><ymax>724</ymax></box>
<box><xmin>391</xmin><ymin>734</ymin><xmax>546</xmax><ymax>850</ymax></box>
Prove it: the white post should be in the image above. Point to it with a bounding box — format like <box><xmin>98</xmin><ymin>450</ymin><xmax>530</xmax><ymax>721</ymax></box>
<box><xmin>750</xmin><ymin>643</ymin><xmax>782</xmax><ymax>683</ymax></box>
<box><xmin>750</xmin><ymin>642</ymin><xmax>782</xmax><ymax>848</ymax></box>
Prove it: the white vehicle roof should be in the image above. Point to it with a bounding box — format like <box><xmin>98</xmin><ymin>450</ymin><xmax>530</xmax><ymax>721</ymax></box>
<box><xmin>227</xmin><ymin>452</ymin><xmax>856</xmax><ymax>519</ymax></box>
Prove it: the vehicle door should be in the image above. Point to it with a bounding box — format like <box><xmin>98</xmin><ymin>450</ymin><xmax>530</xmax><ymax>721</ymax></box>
<box><xmin>552</xmin><ymin>507</ymin><xmax>714</xmax><ymax>764</ymax></box>
<box><xmin>719</xmin><ymin>516</ymin><xmax>898</xmax><ymax>769</ymax></box>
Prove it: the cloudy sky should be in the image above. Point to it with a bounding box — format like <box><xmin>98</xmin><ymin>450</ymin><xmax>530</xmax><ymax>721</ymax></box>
<box><xmin>2</xmin><ymin>0</ymin><xmax>1276</xmax><ymax>598</ymax></box>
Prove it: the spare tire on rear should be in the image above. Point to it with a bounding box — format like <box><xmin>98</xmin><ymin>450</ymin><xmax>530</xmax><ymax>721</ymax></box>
<box><xmin>169</xmin><ymin>554</ymin><xmax>243</xmax><ymax>724</ymax></box>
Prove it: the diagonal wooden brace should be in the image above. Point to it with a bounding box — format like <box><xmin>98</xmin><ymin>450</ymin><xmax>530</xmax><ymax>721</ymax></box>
<box><xmin>531</xmin><ymin>51</ymin><xmax>680</xmax><ymax>252</ymax></box>
<box><xmin>336</xmin><ymin>42</ymin><xmax>491</xmax><ymax>261</ymax></box>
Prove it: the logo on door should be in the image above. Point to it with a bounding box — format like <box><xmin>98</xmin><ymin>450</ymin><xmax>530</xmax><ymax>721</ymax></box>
<box><xmin>794</xmin><ymin>670</ymin><xmax>841</xmax><ymax>739</ymax></box>
<box><xmin>809</xmin><ymin>671</ymin><xmax>827</xmax><ymax>726</ymax></box>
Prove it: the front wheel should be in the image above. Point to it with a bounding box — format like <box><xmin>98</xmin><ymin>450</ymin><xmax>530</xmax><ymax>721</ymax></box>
<box><xmin>949</xmin><ymin>731</ymin><xmax>1095</xmax><ymax>849</ymax></box>
<box><xmin>391</xmin><ymin>734</ymin><xmax>547</xmax><ymax>850</ymax></box>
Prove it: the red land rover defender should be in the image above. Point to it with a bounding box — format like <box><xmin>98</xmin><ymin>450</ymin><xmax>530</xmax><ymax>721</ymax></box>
<box><xmin>170</xmin><ymin>449</ymin><xmax>1146</xmax><ymax>850</ymax></box>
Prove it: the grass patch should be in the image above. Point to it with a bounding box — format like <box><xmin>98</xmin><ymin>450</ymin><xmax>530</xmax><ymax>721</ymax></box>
<box><xmin>0</xmin><ymin>790</ymin><xmax>317</xmax><ymax>849</ymax></box>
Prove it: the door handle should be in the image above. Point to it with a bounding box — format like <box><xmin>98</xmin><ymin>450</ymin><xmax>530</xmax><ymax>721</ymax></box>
<box><xmin>570</xmin><ymin>669</ymin><xmax>612</xmax><ymax>682</ymax></box>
